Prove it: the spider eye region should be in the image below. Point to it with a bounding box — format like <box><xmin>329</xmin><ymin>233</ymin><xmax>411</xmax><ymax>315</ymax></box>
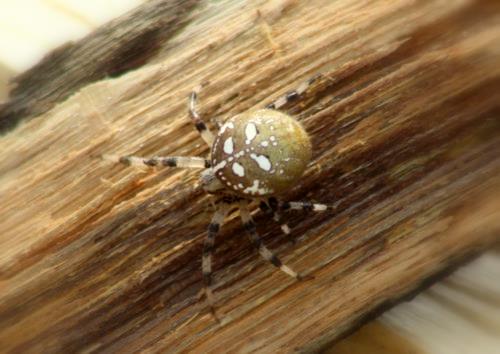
<box><xmin>211</xmin><ymin>109</ymin><xmax>312</xmax><ymax>196</ymax></box>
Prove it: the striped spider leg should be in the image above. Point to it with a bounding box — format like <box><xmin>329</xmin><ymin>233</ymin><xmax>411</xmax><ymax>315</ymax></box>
<box><xmin>239</xmin><ymin>200</ymin><xmax>303</xmax><ymax>280</ymax></box>
<box><xmin>103</xmin><ymin>87</ymin><xmax>214</xmax><ymax>169</ymax></box>
<box><xmin>278</xmin><ymin>199</ymin><xmax>334</xmax><ymax>213</ymax></box>
<box><xmin>189</xmin><ymin>86</ymin><xmax>215</xmax><ymax>146</ymax></box>
<box><xmin>103</xmin><ymin>155</ymin><xmax>210</xmax><ymax>169</ymax></box>
<box><xmin>265</xmin><ymin>73</ymin><xmax>322</xmax><ymax>110</ymax></box>
<box><xmin>259</xmin><ymin>198</ymin><xmax>292</xmax><ymax>241</ymax></box>
<box><xmin>203</xmin><ymin>197</ymin><xmax>308</xmax><ymax>321</ymax></box>
<box><xmin>103</xmin><ymin>73</ymin><xmax>332</xmax><ymax>321</ymax></box>
<box><xmin>202</xmin><ymin>201</ymin><xmax>231</xmax><ymax>321</ymax></box>
<box><xmin>259</xmin><ymin>197</ymin><xmax>335</xmax><ymax>243</ymax></box>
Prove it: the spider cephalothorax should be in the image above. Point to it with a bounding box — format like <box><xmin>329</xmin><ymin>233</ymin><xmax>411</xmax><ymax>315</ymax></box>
<box><xmin>105</xmin><ymin>75</ymin><xmax>333</xmax><ymax>319</ymax></box>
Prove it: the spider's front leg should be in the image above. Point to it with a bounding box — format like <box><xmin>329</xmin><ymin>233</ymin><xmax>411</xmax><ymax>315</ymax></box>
<box><xmin>102</xmin><ymin>154</ymin><xmax>210</xmax><ymax>169</ymax></box>
<box><xmin>189</xmin><ymin>86</ymin><xmax>215</xmax><ymax>147</ymax></box>
<box><xmin>103</xmin><ymin>86</ymin><xmax>216</xmax><ymax>169</ymax></box>
<box><xmin>266</xmin><ymin>73</ymin><xmax>322</xmax><ymax>110</ymax></box>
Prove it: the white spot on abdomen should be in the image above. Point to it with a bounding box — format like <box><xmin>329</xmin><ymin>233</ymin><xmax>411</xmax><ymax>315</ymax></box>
<box><xmin>232</xmin><ymin>162</ymin><xmax>245</xmax><ymax>177</ymax></box>
<box><xmin>245</xmin><ymin>123</ymin><xmax>258</xmax><ymax>144</ymax></box>
<box><xmin>243</xmin><ymin>180</ymin><xmax>272</xmax><ymax>195</ymax></box>
<box><xmin>213</xmin><ymin>160</ymin><xmax>227</xmax><ymax>172</ymax></box>
<box><xmin>223</xmin><ymin>137</ymin><xmax>234</xmax><ymax>154</ymax></box>
<box><xmin>250</xmin><ymin>153</ymin><xmax>272</xmax><ymax>171</ymax></box>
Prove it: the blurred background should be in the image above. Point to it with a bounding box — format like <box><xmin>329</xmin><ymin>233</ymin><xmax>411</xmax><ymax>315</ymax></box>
<box><xmin>0</xmin><ymin>0</ymin><xmax>144</xmax><ymax>100</ymax></box>
<box><xmin>1</xmin><ymin>1</ymin><xmax>499</xmax><ymax>353</ymax></box>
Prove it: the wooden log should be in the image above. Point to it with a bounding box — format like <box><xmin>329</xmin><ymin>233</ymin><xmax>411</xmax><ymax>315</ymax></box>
<box><xmin>1</xmin><ymin>0</ymin><xmax>500</xmax><ymax>352</ymax></box>
<box><xmin>0</xmin><ymin>0</ymin><xmax>199</xmax><ymax>132</ymax></box>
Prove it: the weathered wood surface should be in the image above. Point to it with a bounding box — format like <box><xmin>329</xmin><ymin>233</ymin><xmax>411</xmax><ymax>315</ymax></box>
<box><xmin>1</xmin><ymin>0</ymin><xmax>500</xmax><ymax>352</ymax></box>
<box><xmin>0</xmin><ymin>0</ymin><xmax>199</xmax><ymax>133</ymax></box>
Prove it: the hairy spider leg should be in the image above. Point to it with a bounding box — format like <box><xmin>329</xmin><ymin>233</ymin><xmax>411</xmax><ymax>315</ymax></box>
<box><xmin>202</xmin><ymin>203</ymin><xmax>230</xmax><ymax>320</ymax></box>
<box><xmin>239</xmin><ymin>200</ymin><xmax>302</xmax><ymax>280</ymax></box>
<box><xmin>266</xmin><ymin>73</ymin><xmax>322</xmax><ymax>110</ymax></box>
<box><xmin>189</xmin><ymin>87</ymin><xmax>215</xmax><ymax>146</ymax></box>
<box><xmin>103</xmin><ymin>155</ymin><xmax>210</xmax><ymax>169</ymax></box>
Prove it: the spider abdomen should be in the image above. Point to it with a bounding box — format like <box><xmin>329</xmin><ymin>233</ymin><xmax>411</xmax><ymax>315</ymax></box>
<box><xmin>211</xmin><ymin>109</ymin><xmax>312</xmax><ymax>197</ymax></box>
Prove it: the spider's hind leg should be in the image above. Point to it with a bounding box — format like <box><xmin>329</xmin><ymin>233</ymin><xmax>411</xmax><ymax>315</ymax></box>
<box><xmin>279</xmin><ymin>200</ymin><xmax>335</xmax><ymax>212</ymax></box>
<box><xmin>240</xmin><ymin>200</ymin><xmax>303</xmax><ymax>280</ymax></box>
<box><xmin>262</xmin><ymin>197</ymin><xmax>335</xmax><ymax>242</ymax></box>
<box><xmin>202</xmin><ymin>202</ymin><xmax>230</xmax><ymax>321</ymax></box>
<box><xmin>259</xmin><ymin>198</ymin><xmax>292</xmax><ymax>241</ymax></box>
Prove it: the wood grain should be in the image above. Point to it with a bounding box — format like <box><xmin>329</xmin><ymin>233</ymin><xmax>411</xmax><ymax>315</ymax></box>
<box><xmin>0</xmin><ymin>0</ymin><xmax>199</xmax><ymax>133</ymax></box>
<box><xmin>1</xmin><ymin>0</ymin><xmax>500</xmax><ymax>352</ymax></box>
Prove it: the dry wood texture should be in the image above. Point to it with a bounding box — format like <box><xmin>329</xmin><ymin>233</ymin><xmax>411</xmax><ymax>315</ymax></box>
<box><xmin>1</xmin><ymin>0</ymin><xmax>500</xmax><ymax>353</ymax></box>
<box><xmin>0</xmin><ymin>0</ymin><xmax>199</xmax><ymax>132</ymax></box>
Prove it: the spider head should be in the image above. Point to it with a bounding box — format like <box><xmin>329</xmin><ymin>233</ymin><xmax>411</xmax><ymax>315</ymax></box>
<box><xmin>200</xmin><ymin>168</ymin><xmax>225</xmax><ymax>194</ymax></box>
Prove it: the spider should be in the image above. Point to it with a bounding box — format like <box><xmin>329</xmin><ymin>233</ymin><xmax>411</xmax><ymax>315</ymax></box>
<box><xmin>104</xmin><ymin>75</ymin><xmax>333</xmax><ymax>319</ymax></box>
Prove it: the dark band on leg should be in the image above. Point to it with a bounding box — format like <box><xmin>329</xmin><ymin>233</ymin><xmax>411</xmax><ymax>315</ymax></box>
<box><xmin>279</xmin><ymin>201</ymin><xmax>290</xmax><ymax>211</ymax></box>
<box><xmin>243</xmin><ymin>220</ymin><xmax>257</xmax><ymax>234</ymax></box>
<box><xmin>239</xmin><ymin>201</ymin><xmax>301</xmax><ymax>280</ymax></box>
<box><xmin>144</xmin><ymin>158</ymin><xmax>158</xmax><ymax>166</ymax></box>
<box><xmin>189</xmin><ymin>88</ymin><xmax>215</xmax><ymax>146</ymax></box>
<box><xmin>302</xmin><ymin>201</ymin><xmax>314</xmax><ymax>211</ymax></box>
<box><xmin>259</xmin><ymin>201</ymin><xmax>272</xmax><ymax>215</ymax></box>
<box><xmin>202</xmin><ymin>271</ymin><xmax>212</xmax><ymax>286</ymax></box>
<box><xmin>265</xmin><ymin>73</ymin><xmax>322</xmax><ymax>110</ymax></box>
<box><xmin>202</xmin><ymin>204</ymin><xmax>229</xmax><ymax>320</ymax></box>
<box><xmin>162</xmin><ymin>157</ymin><xmax>177</xmax><ymax>167</ymax></box>
<box><xmin>308</xmin><ymin>73</ymin><xmax>322</xmax><ymax>85</ymax></box>
<box><xmin>286</xmin><ymin>90</ymin><xmax>299</xmax><ymax>102</ymax></box>
<box><xmin>269</xmin><ymin>254</ymin><xmax>283</xmax><ymax>268</ymax></box>
<box><xmin>109</xmin><ymin>154</ymin><xmax>208</xmax><ymax>169</ymax></box>
<box><xmin>208</xmin><ymin>223</ymin><xmax>220</xmax><ymax>233</ymax></box>
<box><xmin>195</xmin><ymin>121</ymin><xmax>208</xmax><ymax>133</ymax></box>
<box><xmin>119</xmin><ymin>156</ymin><xmax>131</xmax><ymax>166</ymax></box>
<box><xmin>268</xmin><ymin>197</ymin><xmax>279</xmax><ymax>211</ymax></box>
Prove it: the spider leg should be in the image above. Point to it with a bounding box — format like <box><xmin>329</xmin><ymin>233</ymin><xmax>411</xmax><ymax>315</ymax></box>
<box><xmin>202</xmin><ymin>202</ymin><xmax>230</xmax><ymax>320</ymax></box>
<box><xmin>259</xmin><ymin>200</ymin><xmax>291</xmax><ymax>238</ymax></box>
<box><xmin>189</xmin><ymin>87</ymin><xmax>215</xmax><ymax>147</ymax></box>
<box><xmin>278</xmin><ymin>200</ymin><xmax>335</xmax><ymax>212</ymax></box>
<box><xmin>265</xmin><ymin>73</ymin><xmax>322</xmax><ymax>110</ymax></box>
<box><xmin>239</xmin><ymin>200</ymin><xmax>302</xmax><ymax>280</ymax></box>
<box><xmin>103</xmin><ymin>155</ymin><xmax>210</xmax><ymax>169</ymax></box>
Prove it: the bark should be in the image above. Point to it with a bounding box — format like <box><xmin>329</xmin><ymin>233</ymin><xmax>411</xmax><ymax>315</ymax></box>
<box><xmin>1</xmin><ymin>0</ymin><xmax>500</xmax><ymax>353</ymax></box>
